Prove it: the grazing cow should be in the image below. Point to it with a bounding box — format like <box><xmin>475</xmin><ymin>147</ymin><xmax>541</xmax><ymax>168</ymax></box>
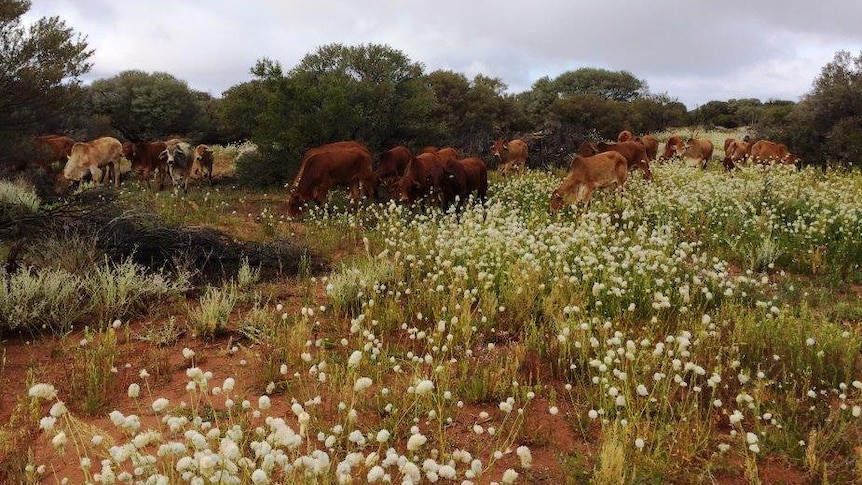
<box><xmin>617</xmin><ymin>130</ymin><xmax>633</xmax><ymax>142</ymax></box>
<box><xmin>287</xmin><ymin>141</ymin><xmax>376</xmax><ymax>216</ymax></box>
<box><xmin>376</xmin><ymin>146</ymin><xmax>412</xmax><ymax>199</ymax></box>
<box><xmin>122</xmin><ymin>141</ymin><xmax>168</xmax><ymax>190</ymax></box>
<box><xmin>660</xmin><ymin>135</ymin><xmax>686</xmax><ymax>161</ymax></box>
<box><xmin>550</xmin><ymin>151</ymin><xmax>628</xmax><ymax>213</ymax></box>
<box><xmin>56</xmin><ymin>137</ymin><xmax>123</xmax><ymax>193</ymax></box>
<box><xmin>398</xmin><ymin>152</ymin><xmax>446</xmax><ymax>205</ymax></box>
<box><xmin>159</xmin><ymin>139</ymin><xmax>195</xmax><ymax>192</ymax></box>
<box><xmin>724</xmin><ymin>137</ymin><xmax>736</xmax><ymax>155</ymax></box>
<box><xmin>33</xmin><ymin>135</ymin><xmax>74</xmax><ymax>170</ymax></box>
<box><xmin>635</xmin><ymin>135</ymin><xmax>658</xmax><ymax>160</ymax></box>
<box><xmin>443</xmin><ymin>157</ymin><xmax>488</xmax><ymax>209</ymax></box>
<box><xmin>750</xmin><ymin>140</ymin><xmax>800</xmax><ymax>166</ymax></box>
<box><xmin>677</xmin><ymin>138</ymin><xmax>714</xmax><ymax>169</ymax></box>
<box><xmin>436</xmin><ymin>147</ymin><xmax>459</xmax><ymax>164</ymax></box>
<box><xmin>491</xmin><ymin>138</ymin><xmax>528</xmax><ymax>176</ymax></box>
<box><xmin>193</xmin><ymin>144</ymin><xmax>214</xmax><ymax>185</ymax></box>
<box><xmin>596</xmin><ymin>140</ymin><xmax>652</xmax><ymax>180</ymax></box>
<box><xmin>723</xmin><ymin>139</ymin><xmax>752</xmax><ymax>170</ymax></box>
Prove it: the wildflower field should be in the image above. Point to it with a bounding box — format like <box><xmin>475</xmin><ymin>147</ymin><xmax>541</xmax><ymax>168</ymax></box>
<box><xmin>3</xmin><ymin>146</ymin><xmax>862</xmax><ymax>484</ymax></box>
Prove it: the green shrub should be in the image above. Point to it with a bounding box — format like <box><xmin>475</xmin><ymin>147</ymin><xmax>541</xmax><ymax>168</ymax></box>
<box><xmin>0</xmin><ymin>267</ymin><xmax>86</xmax><ymax>335</ymax></box>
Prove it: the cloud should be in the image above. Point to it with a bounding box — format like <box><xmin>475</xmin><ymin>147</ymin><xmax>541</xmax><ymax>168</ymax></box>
<box><xmin>21</xmin><ymin>0</ymin><xmax>862</xmax><ymax>108</ymax></box>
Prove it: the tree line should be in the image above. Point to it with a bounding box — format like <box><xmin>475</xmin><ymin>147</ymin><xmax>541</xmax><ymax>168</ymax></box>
<box><xmin>2</xmin><ymin>1</ymin><xmax>862</xmax><ymax>186</ymax></box>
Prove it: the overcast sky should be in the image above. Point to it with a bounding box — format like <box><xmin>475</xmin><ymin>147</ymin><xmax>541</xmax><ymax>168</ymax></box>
<box><xmin>24</xmin><ymin>0</ymin><xmax>862</xmax><ymax>109</ymax></box>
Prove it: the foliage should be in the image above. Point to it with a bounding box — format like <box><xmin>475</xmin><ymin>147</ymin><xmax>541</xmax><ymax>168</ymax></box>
<box><xmin>0</xmin><ymin>0</ymin><xmax>92</xmax><ymax>170</ymax></box>
<box><xmin>763</xmin><ymin>50</ymin><xmax>862</xmax><ymax>166</ymax></box>
<box><xmin>87</xmin><ymin>70</ymin><xmax>207</xmax><ymax>141</ymax></box>
<box><xmin>234</xmin><ymin>43</ymin><xmax>439</xmax><ymax>186</ymax></box>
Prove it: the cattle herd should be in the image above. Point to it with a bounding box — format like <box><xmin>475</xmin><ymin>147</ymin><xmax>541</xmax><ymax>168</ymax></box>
<box><xmin>29</xmin><ymin>130</ymin><xmax>801</xmax><ymax>214</ymax></box>
<box><xmin>30</xmin><ymin>134</ymin><xmax>214</xmax><ymax>194</ymax></box>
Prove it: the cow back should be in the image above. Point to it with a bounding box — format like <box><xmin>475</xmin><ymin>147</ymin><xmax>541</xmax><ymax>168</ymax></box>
<box><xmin>377</xmin><ymin>146</ymin><xmax>412</xmax><ymax>181</ymax></box>
<box><xmin>437</xmin><ymin>147</ymin><xmax>459</xmax><ymax>164</ymax></box>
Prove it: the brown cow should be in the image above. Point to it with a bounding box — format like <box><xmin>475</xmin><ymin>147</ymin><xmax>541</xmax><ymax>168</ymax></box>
<box><xmin>123</xmin><ymin>141</ymin><xmax>168</xmax><ymax>190</ymax></box>
<box><xmin>193</xmin><ymin>144</ymin><xmax>214</xmax><ymax>185</ymax></box>
<box><xmin>56</xmin><ymin>137</ymin><xmax>123</xmax><ymax>193</ymax></box>
<box><xmin>287</xmin><ymin>141</ymin><xmax>376</xmax><ymax>216</ymax></box>
<box><xmin>398</xmin><ymin>152</ymin><xmax>446</xmax><ymax>205</ymax></box>
<box><xmin>635</xmin><ymin>135</ymin><xmax>658</xmax><ymax>160</ymax></box>
<box><xmin>660</xmin><ymin>135</ymin><xmax>685</xmax><ymax>161</ymax></box>
<box><xmin>723</xmin><ymin>137</ymin><xmax>736</xmax><ymax>155</ymax></box>
<box><xmin>723</xmin><ymin>139</ymin><xmax>752</xmax><ymax>170</ymax></box>
<box><xmin>33</xmin><ymin>135</ymin><xmax>74</xmax><ymax>170</ymax></box>
<box><xmin>491</xmin><ymin>138</ymin><xmax>528</xmax><ymax>176</ymax></box>
<box><xmin>550</xmin><ymin>151</ymin><xmax>628</xmax><ymax>213</ymax></box>
<box><xmin>444</xmin><ymin>157</ymin><xmax>488</xmax><ymax>208</ymax></box>
<box><xmin>436</xmin><ymin>147</ymin><xmax>459</xmax><ymax>164</ymax></box>
<box><xmin>617</xmin><ymin>130</ymin><xmax>633</xmax><ymax>142</ymax></box>
<box><xmin>677</xmin><ymin>138</ymin><xmax>714</xmax><ymax>169</ymax></box>
<box><xmin>596</xmin><ymin>140</ymin><xmax>652</xmax><ymax>180</ymax></box>
<box><xmin>750</xmin><ymin>140</ymin><xmax>800</xmax><ymax>166</ymax></box>
<box><xmin>376</xmin><ymin>146</ymin><xmax>412</xmax><ymax>198</ymax></box>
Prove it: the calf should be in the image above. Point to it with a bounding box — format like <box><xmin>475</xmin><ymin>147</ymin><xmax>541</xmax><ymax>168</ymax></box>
<box><xmin>550</xmin><ymin>151</ymin><xmax>628</xmax><ymax>212</ymax></box>
<box><xmin>193</xmin><ymin>144</ymin><xmax>214</xmax><ymax>185</ymax></box>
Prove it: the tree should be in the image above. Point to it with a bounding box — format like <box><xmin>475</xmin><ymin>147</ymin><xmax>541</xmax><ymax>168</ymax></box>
<box><xmin>0</xmin><ymin>0</ymin><xmax>92</xmax><ymax>169</ymax></box>
<box><xmin>87</xmin><ymin>70</ymin><xmax>204</xmax><ymax>141</ymax></box>
<box><xmin>235</xmin><ymin>44</ymin><xmax>439</xmax><ymax>186</ymax></box>
<box><xmin>552</xmin><ymin>68</ymin><xmax>647</xmax><ymax>102</ymax></box>
<box><xmin>763</xmin><ymin>50</ymin><xmax>862</xmax><ymax>166</ymax></box>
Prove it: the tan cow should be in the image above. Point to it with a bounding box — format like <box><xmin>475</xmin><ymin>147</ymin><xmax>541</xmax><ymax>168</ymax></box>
<box><xmin>550</xmin><ymin>151</ymin><xmax>628</xmax><ymax>212</ymax></box>
<box><xmin>491</xmin><ymin>138</ymin><xmax>528</xmax><ymax>176</ymax></box>
<box><xmin>660</xmin><ymin>135</ymin><xmax>685</xmax><ymax>161</ymax></box>
<box><xmin>635</xmin><ymin>135</ymin><xmax>658</xmax><ymax>160</ymax></box>
<box><xmin>677</xmin><ymin>138</ymin><xmax>714</xmax><ymax>169</ymax></box>
<box><xmin>750</xmin><ymin>140</ymin><xmax>800</xmax><ymax>166</ymax></box>
<box><xmin>596</xmin><ymin>140</ymin><xmax>652</xmax><ymax>180</ymax></box>
<box><xmin>723</xmin><ymin>139</ymin><xmax>752</xmax><ymax>170</ymax></box>
<box><xmin>56</xmin><ymin>136</ymin><xmax>123</xmax><ymax>193</ymax></box>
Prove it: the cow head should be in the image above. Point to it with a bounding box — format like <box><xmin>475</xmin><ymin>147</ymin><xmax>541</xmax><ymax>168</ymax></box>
<box><xmin>287</xmin><ymin>192</ymin><xmax>306</xmax><ymax>217</ymax></box>
<box><xmin>617</xmin><ymin>130</ymin><xmax>633</xmax><ymax>143</ymax></box>
<box><xmin>549</xmin><ymin>190</ymin><xmax>565</xmax><ymax>213</ymax></box>
<box><xmin>491</xmin><ymin>138</ymin><xmax>507</xmax><ymax>160</ymax></box>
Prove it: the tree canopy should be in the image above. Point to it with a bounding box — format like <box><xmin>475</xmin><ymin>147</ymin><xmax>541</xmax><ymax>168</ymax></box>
<box><xmin>0</xmin><ymin>0</ymin><xmax>92</xmax><ymax>169</ymax></box>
